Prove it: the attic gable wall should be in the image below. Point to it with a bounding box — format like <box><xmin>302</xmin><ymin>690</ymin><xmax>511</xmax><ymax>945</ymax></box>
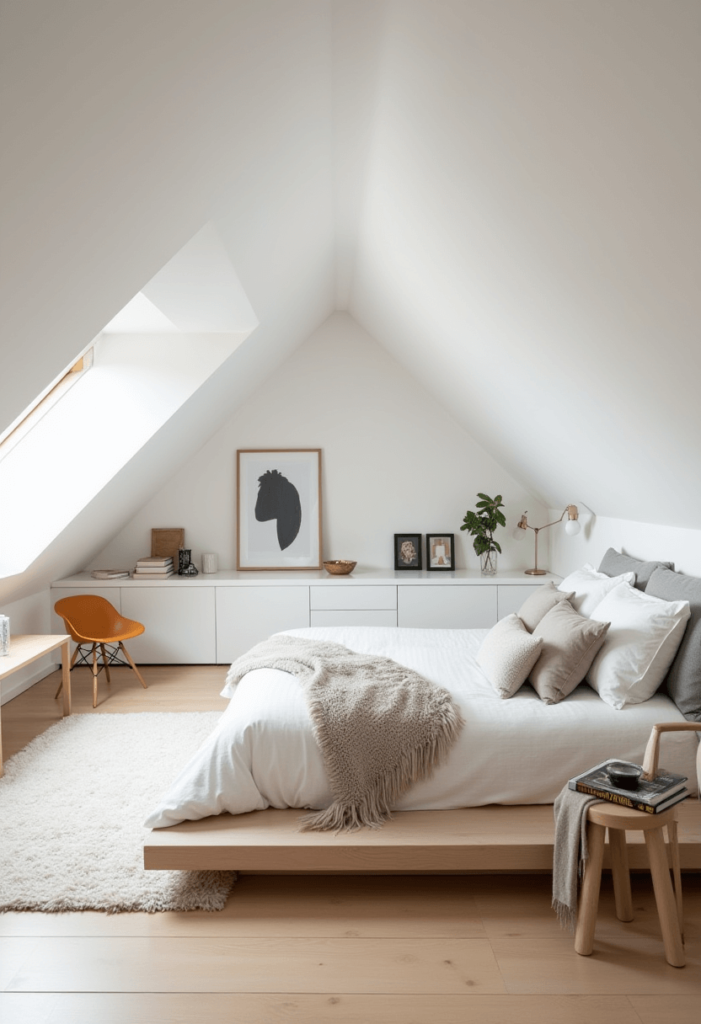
<box><xmin>92</xmin><ymin>314</ymin><xmax>548</xmax><ymax>573</ymax></box>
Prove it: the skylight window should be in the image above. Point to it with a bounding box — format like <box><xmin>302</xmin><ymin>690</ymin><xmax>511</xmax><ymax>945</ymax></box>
<box><xmin>0</xmin><ymin>347</ymin><xmax>93</xmax><ymax>461</ymax></box>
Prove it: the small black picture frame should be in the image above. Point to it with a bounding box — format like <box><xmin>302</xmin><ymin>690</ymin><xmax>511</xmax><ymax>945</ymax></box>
<box><xmin>394</xmin><ymin>533</ymin><xmax>423</xmax><ymax>570</ymax></box>
<box><xmin>426</xmin><ymin>533</ymin><xmax>455</xmax><ymax>571</ymax></box>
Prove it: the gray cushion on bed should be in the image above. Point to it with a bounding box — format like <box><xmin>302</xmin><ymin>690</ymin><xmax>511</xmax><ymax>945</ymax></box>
<box><xmin>598</xmin><ymin>548</ymin><xmax>674</xmax><ymax>592</ymax></box>
<box><xmin>646</xmin><ymin>567</ymin><xmax>701</xmax><ymax>721</ymax></box>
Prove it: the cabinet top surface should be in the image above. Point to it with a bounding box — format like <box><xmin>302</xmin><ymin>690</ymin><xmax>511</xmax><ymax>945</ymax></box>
<box><xmin>53</xmin><ymin>569</ymin><xmax>561</xmax><ymax>588</ymax></box>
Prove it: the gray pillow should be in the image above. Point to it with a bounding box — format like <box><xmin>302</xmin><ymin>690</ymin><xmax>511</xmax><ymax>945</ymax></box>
<box><xmin>530</xmin><ymin>601</ymin><xmax>610</xmax><ymax>705</ymax></box>
<box><xmin>646</xmin><ymin>567</ymin><xmax>701</xmax><ymax>721</ymax></box>
<box><xmin>598</xmin><ymin>548</ymin><xmax>674</xmax><ymax>592</ymax></box>
<box><xmin>517</xmin><ymin>581</ymin><xmax>574</xmax><ymax>632</ymax></box>
<box><xmin>477</xmin><ymin>614</ymin><xmax>543</xmax><ymax>699</ymax></box>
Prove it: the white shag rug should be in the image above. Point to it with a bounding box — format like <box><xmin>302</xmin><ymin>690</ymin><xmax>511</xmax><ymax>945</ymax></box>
<box><xmin>0</xmin><ymin>712</ymin><xmax>235</xmax><ymax>913</ymax></box>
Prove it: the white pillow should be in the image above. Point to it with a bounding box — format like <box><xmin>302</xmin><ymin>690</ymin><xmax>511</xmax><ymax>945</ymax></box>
<box><xmin>587</xmin><ymin>582</ymin><xmax>690</xmax><ymax>709</ymax></box>
<box><xmin>557</xmin><ymin>563</ymin><xmax>635</xmax><ymax>618</ymax></box>
<box><xmin>477</xmin><ymin>614</ymin><xmax>543</xmax><ymax>699</ymax></box>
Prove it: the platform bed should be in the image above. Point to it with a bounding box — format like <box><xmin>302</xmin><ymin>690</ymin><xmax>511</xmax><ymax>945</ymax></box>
<box><xmin>144</xmin><ymin>802</ymin><xmax>701</xmax><ymax>874</ymax></box>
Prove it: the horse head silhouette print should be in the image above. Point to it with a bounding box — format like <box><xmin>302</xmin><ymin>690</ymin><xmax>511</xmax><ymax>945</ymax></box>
<box><xmin>255</xmin><ymin>470</ymin><xmax>302</xmax><ymax>550</ymax></box>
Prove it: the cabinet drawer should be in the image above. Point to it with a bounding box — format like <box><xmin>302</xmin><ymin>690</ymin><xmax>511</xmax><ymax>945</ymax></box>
<box><xmin>311</xmin><ymin>609</ymin><xmax>398</xmax><ymax>628</ymax></box>
<box><xmin>310</xmin><ymin>586</ymin><xmax>397</xmax><ymax>611</ymax></box>
<box><xmin>497</xmin><ymin>584</ymin><xmax>545</xmax><ymax>619</ymax></box>
<box><xmin>398</xmin><ymin>586</ymin><xmax>497</xmax><ymax>629</ymax></box>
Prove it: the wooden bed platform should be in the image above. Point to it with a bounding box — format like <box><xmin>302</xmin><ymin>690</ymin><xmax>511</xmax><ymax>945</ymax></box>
<box><xmin>144</xmin><ymin>801</ymin><xmax>701</xmax><ymax>873</ymax></box>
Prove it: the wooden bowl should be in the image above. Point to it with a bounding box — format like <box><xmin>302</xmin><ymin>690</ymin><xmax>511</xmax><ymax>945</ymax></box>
<box><xmin>323</xmin><ymin>560</ymin><xmax>357</xmax><ymax>576</ymax></box>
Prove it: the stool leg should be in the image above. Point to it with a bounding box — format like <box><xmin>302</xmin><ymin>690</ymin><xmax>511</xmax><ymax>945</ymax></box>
<box><xmin>609</xmin><ymin>828</ymin><xmax>633</xmax><ymax>922</ymax></box>
<box><xmin>667</xmin><ymin>817</ymin><xmax>684</xmax><ymax>944</ymax></box>
<box><xmin>575</xmin><ymin>821</ymin><xmax>606</xmax><ymax>956</ymax></box>
<box><xmin>645</xmin><ymin>826</ymin><xmax>685</xmax><ymax>968</ymax></box>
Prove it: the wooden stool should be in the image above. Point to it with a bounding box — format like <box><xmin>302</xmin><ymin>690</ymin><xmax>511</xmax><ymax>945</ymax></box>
<box><xmin>574</xmin><ymin>802</ymin><xmax>685</xmax><ymax>968</ymax></box>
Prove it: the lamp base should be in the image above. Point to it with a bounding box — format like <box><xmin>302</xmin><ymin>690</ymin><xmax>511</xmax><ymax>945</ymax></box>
<box><xmin>524</xmin><ymin>568</ymin><xmax>547</xmax><ymax>576</ymax></box>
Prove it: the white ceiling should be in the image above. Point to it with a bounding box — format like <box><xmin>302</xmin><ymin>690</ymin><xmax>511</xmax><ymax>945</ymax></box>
<box><xmin>0</xmin><ymin>0</ymin><xmax>699</xmax><ymax>601</ymax></box>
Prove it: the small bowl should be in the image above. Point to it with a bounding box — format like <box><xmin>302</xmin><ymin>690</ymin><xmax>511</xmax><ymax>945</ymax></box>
<box><xmin>323</xmin><ymin>560</ymin><xmax>357</xmax><ymax>576</ymax></box>
<box><xmin>607</xmin><ymin>762</ymin><xmax>642</xmax><ymax>791</ymax></box>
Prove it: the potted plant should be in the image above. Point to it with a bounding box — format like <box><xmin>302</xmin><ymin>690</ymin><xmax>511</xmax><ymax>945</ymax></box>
<box><xmin>460</xmin><ymin>493</ymin><xmax>506</xmax><ymax>576</ymax></box>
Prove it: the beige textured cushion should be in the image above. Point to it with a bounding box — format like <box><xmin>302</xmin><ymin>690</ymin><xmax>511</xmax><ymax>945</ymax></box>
<box><xmin>530</xmin><ymin>602</ymin><xmax>610</xmax><ymax>704</ymax></box>
<box><xmin>477</xmin><ymin>614</ymin><xmax>544</xmax><ymax>699</ymax></box>
<box><xmin>517</xmin><ymin>581</ymin><xmax>575</xmax><ymax>632</ymax></box>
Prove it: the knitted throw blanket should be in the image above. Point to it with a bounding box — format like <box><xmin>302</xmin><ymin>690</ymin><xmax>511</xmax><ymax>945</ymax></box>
<box><xmin>225</xmin><ymin>635</ymin><xmax>464</xmax><ymax>832</ymax></box>
<box><xmin>552</xmin><ymin>785</ymin><xmax>602</xmax><ymax>930</ymax></box>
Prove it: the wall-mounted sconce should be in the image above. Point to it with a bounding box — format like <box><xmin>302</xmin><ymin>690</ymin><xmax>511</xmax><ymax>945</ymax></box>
<box><xmin>515</xmin><ymin>504</ymin><xmax>580</xmax><ymax>576</ymax></box>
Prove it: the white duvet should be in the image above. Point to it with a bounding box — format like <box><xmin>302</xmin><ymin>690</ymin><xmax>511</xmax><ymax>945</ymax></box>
<box><xmin>145</xmin><ymin>626</ymin><xmax>699</xmax><ymax>828</ymax></box>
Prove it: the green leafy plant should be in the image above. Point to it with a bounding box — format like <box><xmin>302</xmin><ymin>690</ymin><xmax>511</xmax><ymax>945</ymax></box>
<box><xmin>460</xmin><ymin>493</ymin><xmax>506</xmax><ymax>556</ymax></box>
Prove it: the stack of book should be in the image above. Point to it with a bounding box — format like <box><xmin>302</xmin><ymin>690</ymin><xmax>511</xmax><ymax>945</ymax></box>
<box><xmin>132</xmin><ymin>556</ymin><xmax>175</xmax><ymax>580</ymax></box>
<box><xmin>568</xmin><ymin>758</ymin><xmax>689</xmax><ymax>814</ymax></box>
<box><xmin>91</xmin><ymin>569</ymin><xmax>130</xmax><ymax>580</ymax></box>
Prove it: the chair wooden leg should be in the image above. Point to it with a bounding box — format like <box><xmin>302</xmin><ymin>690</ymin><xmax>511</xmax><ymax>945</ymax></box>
<box><xmin>667</xmin><ymin>816</ymin><xmax>684</xmax><ymax>943</ymax></box>
<box><xmin>645</xmin><ymin>826</ymin><xmax>685</xmax><ymax>968</ymax></box>
<box><xmin>609</xmin><ymin>828</ymin><xmax>634</xmax><ymax>922</ymax></box>
<box><xmin>119</xmin><ymin>642</ymin><xmax>148</xmax><ymax>689</ymax></box>
<box><xmin>100</xmin><ymin>643</ymin><xmax>111</xmax><ymax>684</ymax></box>
<box><xmin>91</xmin><ymin>644</ymin><xmax>99</xmax><ymax>708</ymax></box>
<box><xmin>55</xmin><ymin>645</ymin><xmax>80</xmax><ymax>699</ymax></box>
<box><xmin>575</xmin><ymin>820</ymin><xmax>606</xmax><ymax>956</ymax></box>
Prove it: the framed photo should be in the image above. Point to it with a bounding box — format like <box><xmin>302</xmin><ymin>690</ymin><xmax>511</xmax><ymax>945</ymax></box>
<box><xmin>426</xmin><ymin>533</ymin><xmax>455</xmax><ymax>571</ymax></box>
<box><xmin>394</xmin><ymin>533</ymin><xmax>423</xmax><ymax>570</ymax></box>
<box><xmin>237</xmin><ymin>449</ymin><xmax>322</xmax><ymax>570</ymax></box>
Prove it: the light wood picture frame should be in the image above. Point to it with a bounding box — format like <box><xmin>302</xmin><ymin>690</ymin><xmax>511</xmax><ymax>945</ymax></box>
<box><xmin>237</xmin><ymin>449</ymin><xmax>322</xmax><ymax>570</ymax></box>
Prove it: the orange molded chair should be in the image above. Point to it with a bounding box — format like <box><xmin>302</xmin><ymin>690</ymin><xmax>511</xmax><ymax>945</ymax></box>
<box><xmin>54</xmin><ymin>595</ymin><xmax>148</xmax><ymax>708</ymax></box>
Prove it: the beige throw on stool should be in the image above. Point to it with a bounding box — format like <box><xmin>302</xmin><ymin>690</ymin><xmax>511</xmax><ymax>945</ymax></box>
<box><xmin>552</xmin><ymin>785</ymin><xmax>602</xmax><ymax>929</ymax></box>
<box><xmin>225</xmin><ymin>635</ymin><xmax>464</xmax><ymax>831</ymax></box>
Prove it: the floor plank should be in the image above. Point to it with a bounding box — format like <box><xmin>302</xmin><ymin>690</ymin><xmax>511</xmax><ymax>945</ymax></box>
<box><xmin>0</xmin><ymin>992</ymin><xmax>645</xmax><ymax>1024</ymax></box>
<box><xmin>492</xmin><ymin>933</ymin><xmax>701</xmax><ymax>994</ymax></box>
<box><xmin>627</xmin><ymin>994</ymin><xmax>701</xmax><ymax>1024</ymax></box>
<box><xmin>0</xmin><ymin>875</ymin><xmax>485</xmax><ymax>938</ymax></box>
<box><xmin>2</xmin><ymin>936</ymin><xmax>506</xmax><ymax>994</ymax></box>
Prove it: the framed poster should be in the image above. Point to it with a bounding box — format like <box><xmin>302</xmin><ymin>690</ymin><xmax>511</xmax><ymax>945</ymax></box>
<box><xmin>237</xmin><ymin>449</ymin><xmax>322</xmax><ymax>570</ymax></box>
<box><xmin>394</xmin><ymin>533</ymin><xmax>423</xmax><ymax>570</ymax></box>
<box><xmin>426</xmin><ymin>533</ymin><xmax>455</xmax><ymax>571</ymax></box>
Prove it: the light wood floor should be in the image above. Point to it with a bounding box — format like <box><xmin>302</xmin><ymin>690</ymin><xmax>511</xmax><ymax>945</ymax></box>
<box><xmin>0</xmin><ymin>664</ymin><xmax>699</xmax><ymax>1023</ymax></box>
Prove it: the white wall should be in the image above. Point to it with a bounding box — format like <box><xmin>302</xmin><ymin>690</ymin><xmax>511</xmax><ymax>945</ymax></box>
<box><xmin>550</xmin><ymin>513</ymin><xmax>701</xmax><ymax>580</ymax></box>
<box><xmin>0</xmin><ymin>591</ymin><xmax>54</xmax><ymax>705</ymax></box>
<box><xmin>92</xmin><ymin>314</ymin><xmax>548</xmax><ymax>573</ymax></box>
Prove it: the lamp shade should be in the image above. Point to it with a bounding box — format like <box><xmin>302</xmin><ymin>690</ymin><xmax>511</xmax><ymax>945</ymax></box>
<box><xmin>565</xmin><ymin>517</ymin><xmax>581</xmax><ymax>536</ymax></box>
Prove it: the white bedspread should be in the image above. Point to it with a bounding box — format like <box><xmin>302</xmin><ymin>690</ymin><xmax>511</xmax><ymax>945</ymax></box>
<box><xmin>145</xmin><ymin>626</ymin><xmax>699</xmax><ymax>828</ymax></box>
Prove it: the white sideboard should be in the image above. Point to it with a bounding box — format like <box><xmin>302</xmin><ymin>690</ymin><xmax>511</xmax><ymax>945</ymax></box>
<box><xmin>51</xmin><ymin>570</ymin><xmax>560</xmax><ymax>664</ymax></box>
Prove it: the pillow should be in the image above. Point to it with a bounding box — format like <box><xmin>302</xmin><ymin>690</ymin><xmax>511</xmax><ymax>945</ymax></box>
<box><xmin>529</xmin><ymin>601</ymin><xmax>610</xmax><ymax>705</ymax></box>
<box><xmin>598</xmin><ymin>548</ymin><xmax>675</xmax><ymax>592</ymax></box>
<box><xmin>646</xmin><ymin>567</ymin><xmax>701</xmax><ymax>721</ymax></box>
<box><xmin>557</xmin><ymin>563</ymin><xmax>635</xmax><ymax>618</ymax></box>
<box><xmin>517</xmin><ymin>581</ymin><xmax>575</xmax><ymax>632</ymax></box>
<box><xmin>587</xmin><ymin>582</ymin><xmax>690</xmax><ymax>710</ymax></box>
<box><xmin>477</xmin><ymin>614</ymin><xmax>543</xmax><ymax>699</ymax></box>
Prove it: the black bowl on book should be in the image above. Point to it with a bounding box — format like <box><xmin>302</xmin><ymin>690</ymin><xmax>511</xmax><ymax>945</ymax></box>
<box><xmin>607</xmin><ymin>762</ymin><xmax>642</xmax><ymax>790</ymax></box>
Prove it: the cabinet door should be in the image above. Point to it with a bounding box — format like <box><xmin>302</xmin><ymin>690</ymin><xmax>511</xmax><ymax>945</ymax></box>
<box><xmin>497</xmin><ymin>585</ymin><xmax>545</xmax><ymax>619</ymax></box>
<box><xmin>216</xmin><ymin>587</ymin><xmax>310</xmax><ymax>664</ymax></box>
<box><xmin>398</xmin><ymin>586</ymin><xmax>497</xmax><ymax>629</ymax></box>
<box><xmin>120</xmin><ymin>587</ymin><xmax>216</xmax><ymax>664</ymax></box>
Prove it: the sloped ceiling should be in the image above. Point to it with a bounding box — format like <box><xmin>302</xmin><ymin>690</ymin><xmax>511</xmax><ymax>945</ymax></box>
<box><xmin>0</xmin><ymin>1</ymin><xmax>699</xmax><ymax>603</ymax></box>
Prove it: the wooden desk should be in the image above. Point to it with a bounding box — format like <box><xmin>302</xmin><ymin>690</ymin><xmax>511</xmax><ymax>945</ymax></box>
<box><xmin>0</xmin><ymin>634</ymin><xmax>71</xmax><ymax>776</ymax></box>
